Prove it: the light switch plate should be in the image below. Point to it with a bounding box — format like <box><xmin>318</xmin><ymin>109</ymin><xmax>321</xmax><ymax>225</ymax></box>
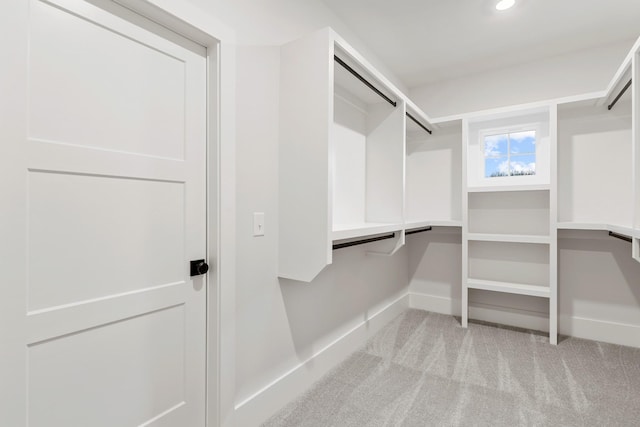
<box><xmin>253</xmin><ymin>212</ymin><xmax>265</xmax><ymax>236</ymax></box>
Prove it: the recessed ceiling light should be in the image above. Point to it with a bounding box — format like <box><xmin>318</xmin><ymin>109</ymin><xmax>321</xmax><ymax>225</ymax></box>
<box><xmin>496</xmin><ymin>0</ymin><xmax>515</xmax><ymax>11</ymax></box>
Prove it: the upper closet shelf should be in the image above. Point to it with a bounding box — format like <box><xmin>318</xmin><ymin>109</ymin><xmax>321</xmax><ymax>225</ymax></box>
<box><xmin>557</xmin><ymin>222</ymin><xmax>635</xmax><ymax>237</ymax></box>
<box><xmin>332</xmin><ymin>222</ymin><xmax>403</xmax><ymax>241</ymax></box>
<box><xmin>404</xmin><ymin>220</ymin><xmax>462</xmax><ymax>230</ymax></box>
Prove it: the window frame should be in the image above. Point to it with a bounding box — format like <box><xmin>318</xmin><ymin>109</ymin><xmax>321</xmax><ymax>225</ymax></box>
<box><xmin>477</xmin><ymin>122</ymin><xmax>542</xmax><ymax>184</ymax></box>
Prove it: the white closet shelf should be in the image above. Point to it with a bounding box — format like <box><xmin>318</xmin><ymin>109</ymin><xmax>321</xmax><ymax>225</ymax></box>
<box><xmin>405</xmin><ymin>219</ymin><xmax>463</xmax><ymax>230</ymax></box>
<box><xmin>467</xmin><ymin>184</ymin><xmax>550</xmax><ymax>193</ymax></box>
<box><xmin>332</xmin><ymin>222</ymin><xmax>403</xmax><ymax>241</ymax></box>
<box><xmin>467</xmin><ymin>278</ymin><xmax>551</xmax><ymax>298</ymax></box>
<box><xmin>467</xmin><ymin>233</ymin><xmax>550</xmax><ymax>244</ymax></box>
<box><xmin>557</xmin><ymin>222</ymin><xmax>635</xmax><ymax>237</ymax></box>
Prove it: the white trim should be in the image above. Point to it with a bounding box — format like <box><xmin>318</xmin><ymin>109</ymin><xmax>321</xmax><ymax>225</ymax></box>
<box><xmin>111</xmin><ymin>2</ymin><xmax>236</xmax><ymax>426</ymax></box>
<box><xmin>234</xmin><ymin>293</ymin><xmax>410</xmax><ymax>427</ymax></box>
<box><xmin>560</xmin><ymin>315</ymin><xmax>640</xmax><ymax>348</ymax></box>
<box><xmin>409</xmin><ymin>293</ymin><xmax>456</xmax><ymax>315</ymax></box>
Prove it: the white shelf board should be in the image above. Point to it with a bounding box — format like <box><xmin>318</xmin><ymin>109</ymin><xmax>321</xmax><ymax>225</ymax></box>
<box><xmin>557</xmin><ymin>222</ymin><xmax>634</xmax><ymax>237</ymax></box>
<box><xmin>332</xmin><ymin>222</ymin><xmax>402</xmax><ymax>241</ymax></box>
<box><xmin>467</xmin><ymin>278</ymin><xmax>551</xmax><ymax>298</ymax></box>
<box><xmin>404</xmin><ymin>219</ymin><xmax>463</xmax><ymax>230</ymax></box>
<box><xmin>467</xmin><ymin>233</ymin><xmax>550</xmax><ymax>244</ymax></box>
<box><xmin>467</xmin><ymin>184</ymin><xmax>550</xmax><ymax>193</ymax></box>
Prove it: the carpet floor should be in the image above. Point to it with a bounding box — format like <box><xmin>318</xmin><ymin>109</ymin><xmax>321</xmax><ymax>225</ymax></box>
<box><xmin>263</xmin><ymin>309</ymin><xmax>640</xmax><ymax>426</ymax></box>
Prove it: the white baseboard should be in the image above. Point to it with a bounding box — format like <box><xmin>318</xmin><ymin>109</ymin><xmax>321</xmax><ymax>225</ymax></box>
<box><xmin>560</xmin><ymin>314</ymin><xmax>640</xmax><ymax>348</ymax></box>
<box><xmin>234</xmin><ymin>293</ymin><xmax>410</xmax><ymax>426</ymax></box>
<box><xmin>410</xmin><ymin>291</ymin><xmax>640</xmax><ymax>348</ymax></box>
<box><xmin>409</xmin><ymin>292</ymin><xmax>456</xmax><ymax>315</ymax></box>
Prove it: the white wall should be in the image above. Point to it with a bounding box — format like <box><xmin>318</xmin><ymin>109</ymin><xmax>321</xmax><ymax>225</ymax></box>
<box><xmin>410</xmin><ymin>40</ymin><xmax>633</xmax><ymax>119</ymax></box>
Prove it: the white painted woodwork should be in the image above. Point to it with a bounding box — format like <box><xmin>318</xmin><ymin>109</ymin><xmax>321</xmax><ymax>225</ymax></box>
<box><xmin>557</xmin><ymin>101</ymin><xmax>632</xmax><ymax>228</ymax></box>
<box><xmin>466</xmin><ymin>233</ymin><xmax>551</xmax><ymax>244</ymax></box>
<box><xmin>462</xmin><ymin>106</ymin><xmax>558</xmax><ymax>344</ymax></box>
<box><xmin>466</xmin><ymin>279</ymin><xmax>551</xmax><ymax>298</ymax></box>
<box><xmin>1</xmin><ymin>1</ymin><xmax>208</xmax><ymax>425</ymax></box>
<box><xmin>278</xmin><ymin>28</ymin><xmax>431</xmax><ymax>282</ymax></box>
<box><xmin>461</xmin><ymin>118</ymin><xmax>470</xmax><ymax>328</ymax></box>
<box><xmin>634</xmin><ymin>48</ymin><xmax>640</xmax><ymax>262</ymax></box>
<box><xmin>278</xmin><ymin>28</ymin><xmax>332</xmax><ymax>282</ymax></box>
<box><xmin>467</xmin><ymin>108</ymin><xmax>551</xmax><ymax>190</ymax></box>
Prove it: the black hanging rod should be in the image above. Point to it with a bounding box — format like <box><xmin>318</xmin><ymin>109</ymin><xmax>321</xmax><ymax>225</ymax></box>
<box><xmin>406</xmin><ymin>112</ymin><xmax>432</xmax><ymax>135</ymax></box>
<box><xmin>405</xmin><ymin>226</ymin><xmax>433</xmax><ymax>236</ymax></box>
<box><xmin>608</xmin><ymin>79</ymin><xmax>632</xmax><ymax>110</ymax></box>
<box><xmin>332</xmin><ymin>232</ymin><xmax>396</xmax><ymax>250</ymax></box>
<box><xmin>608</xmin><ymin>231</ymin><xmax>632</xmax><ymax>243</ymax></box>
<box><xmin>334</xmin><ymin>55</ymin><xmax>397</xmax><ymax>107</ymax></box>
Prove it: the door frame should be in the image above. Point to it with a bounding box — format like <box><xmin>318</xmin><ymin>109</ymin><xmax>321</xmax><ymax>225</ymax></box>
<box><xmin>109</xmin><ymin>2</ymin><xmax>237</xmax><ymax>426</ymax></box>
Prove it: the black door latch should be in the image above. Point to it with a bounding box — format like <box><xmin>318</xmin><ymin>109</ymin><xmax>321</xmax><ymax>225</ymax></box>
<box><xmin>190</xmin><ymin>259</ymin><xmax>209</xmax><ymax>277</ymax></box>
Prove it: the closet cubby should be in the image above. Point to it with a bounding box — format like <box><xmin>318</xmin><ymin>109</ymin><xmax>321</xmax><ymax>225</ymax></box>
<box><xmin>557</xmin><ymin>100</ymin><xmax>632</xmax><ymax>233</ymax></box>
<box><xmin>467</xmin><ymin>190</ymin><xmax>550</xmax><ymax>237</ymax></box>
<box><xmin>278</xmin><ymin>28</ymin><xmax>433</xmax><ymax>281</ymax></box>
<box><xmin>468</xmin><ymin>241</ymin><xmax>550</xmax><ymax>294</ymax></box>
<box><xmin>405</xmin><ymin>119</ymin><xmax>462</xmax><ymax>229</ymax></box>
<box><xmin>332</xmin><ymin>51</ymin><xmax>404</xmax><ymax>240</ymax></box>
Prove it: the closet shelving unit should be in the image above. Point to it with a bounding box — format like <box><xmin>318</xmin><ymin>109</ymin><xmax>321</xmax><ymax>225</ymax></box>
<box><xmin>278</xmin><ymin>28</ymin><xmax>434</xmax><ymax>282</ymax></box>
<box><xmin>461</xmin><ymin>106</ymin><xmax>558</xmax><ymax>344</ymax></box>
<box><xmin>555</xmin><ymin>38</ymin><xmax>639</xmax><ymax>257</ymax></box>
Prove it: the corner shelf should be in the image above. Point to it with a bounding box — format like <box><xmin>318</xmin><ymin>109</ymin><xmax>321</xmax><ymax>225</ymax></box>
<box><xmin>467</xmin><ymin>233</ymin><xmax>550</xmax><ymax>244</ymax></box>
<box><xmin>332</xmin><ymin>222</ymin><xmax>403</xmax><ymax>241</ymax></box>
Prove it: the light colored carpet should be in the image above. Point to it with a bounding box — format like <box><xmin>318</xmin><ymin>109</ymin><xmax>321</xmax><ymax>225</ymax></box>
<box><xmin>263</xmin><ymin>309</ymin><xmax>640</xmax><ymax>426</ymax></box>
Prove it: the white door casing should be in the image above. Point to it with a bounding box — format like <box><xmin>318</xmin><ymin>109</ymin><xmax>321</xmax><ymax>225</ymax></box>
<box><xmin>1</xmin><ymin>0</ymin><xmax>209</xmax><ymax>425</ymax></box>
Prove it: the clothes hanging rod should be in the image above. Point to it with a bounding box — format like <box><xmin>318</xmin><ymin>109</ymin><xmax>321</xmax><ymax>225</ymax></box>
<box><xmin>334</xmin><ymin>55</ymin><xmax>397</xmax><ymax>107</ymax></box>
<box><xmin>608</xmin><ymin>231</ymin><xmax>632</xmax><ymax>243</ymax></box>
<box><xmin>405</xmin><ymin>226</ymin><xmax>433</xmax><ymax>236</ymax></box>
<box><xmin>406</xmin><ymin>112</ymin><xmax>432</xmax><ymax>135</ymax></box>
<box><xmin>608</xmin><ymin>79</ymin><xmax>632</xmax><ymax>110</ymax></box>
<box><xmin>332</xmin><ymin>232</ymin><xmax>396</xmax><ymax>250</ymax></box>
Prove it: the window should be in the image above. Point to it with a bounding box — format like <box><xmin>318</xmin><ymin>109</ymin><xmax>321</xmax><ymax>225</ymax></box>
<box><xmin>483</xmin><ymin>130</ymin><xmax>536</xmax><ymax>178</ymax></box>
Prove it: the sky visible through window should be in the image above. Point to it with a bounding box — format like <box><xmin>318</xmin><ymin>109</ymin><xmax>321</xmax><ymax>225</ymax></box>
<box><xmin>484</xmin><ymin>130</ymin><xmax>536</xmax><ymax>177</ymax></box>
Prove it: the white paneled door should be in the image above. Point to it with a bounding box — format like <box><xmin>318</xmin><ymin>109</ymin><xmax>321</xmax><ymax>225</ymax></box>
<box><xmin>1</xmin><ymin>0</ymin><xmax>209</xmax><ymax>426</ymax></box>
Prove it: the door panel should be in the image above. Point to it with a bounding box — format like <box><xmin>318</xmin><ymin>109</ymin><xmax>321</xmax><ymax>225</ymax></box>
<box><xmin>28</xmin><ymin>172</ymin><xmax>185</xmax><ymax>310</ymax></box>
<box><xmin>1</xmin><ymin>0</ymin><xmax>208</xmax><ymax>425</ymax></box>
<box><xmin>28</xmin><ymin>306</ymin><xmax>185</xmax><ymax>427</ymax></box>
<box><xmin>28</xmin><ymin>0</ymin><xmax>192</xmax><ymax>160</ymax></box>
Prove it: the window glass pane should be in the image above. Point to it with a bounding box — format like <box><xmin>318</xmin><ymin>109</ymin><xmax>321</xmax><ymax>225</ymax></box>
<box><xmin>510</xmin><ymin>154</ymin><xmax>536</xmax><ymax>176</ymax></box>
<box><xmin>483</xmin><ymin>134</ymin><xmax>508</xmax><ymax>157</ymax></box>
<box><xmin>509</xmin><ymin>130</ymin><xmax>536</xmax><ymax>154</ymax></box>
<box><xmin>485</xmin><ymin>157</ymin><xmax>509</xmax><ymax>178</ymax></box>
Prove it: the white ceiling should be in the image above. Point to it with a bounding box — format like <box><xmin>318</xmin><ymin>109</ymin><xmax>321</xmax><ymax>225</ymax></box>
<box><xmin>321</xmin><ymin>0</ymin><xmax>640</xmax><ymax>88</ymax></box>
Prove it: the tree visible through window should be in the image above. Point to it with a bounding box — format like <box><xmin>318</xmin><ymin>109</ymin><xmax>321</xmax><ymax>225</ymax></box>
<box><xmin>483</xmin><ymin>130</ymin><xmax>536</xmax><ymax>178</ymax></box>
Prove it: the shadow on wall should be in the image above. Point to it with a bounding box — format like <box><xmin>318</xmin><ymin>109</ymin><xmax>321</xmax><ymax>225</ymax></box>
<box><xmin>278</xmin><ymin>243</ymin><xmax>409</xmax><ymax>361</ymax></box>
<box><xmin>559</xmin><ymin>230</ymin><xmax>640</xmax><ymax>322</ymax></box>
<box><xmin>407</xmin><ymin>229</ymin><xmax>462</xmax><ymax>314</ymax></box>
